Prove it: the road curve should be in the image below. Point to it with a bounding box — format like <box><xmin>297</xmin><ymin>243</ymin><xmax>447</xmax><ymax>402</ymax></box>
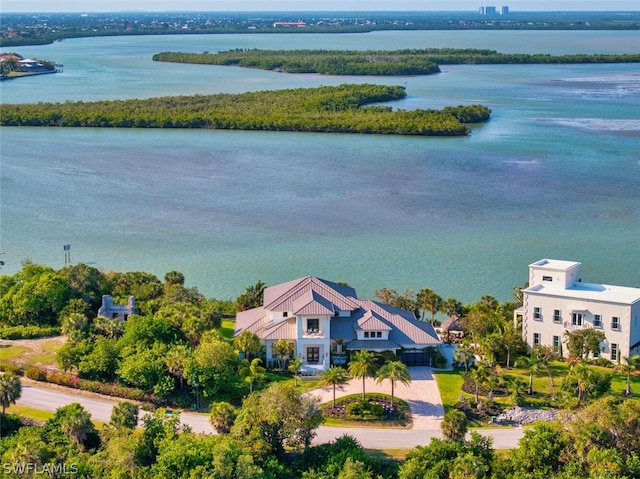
<box><xmin>16</xmin><ymin>380</ymin><xmax>523</xmax><ymax>448</ymax></box>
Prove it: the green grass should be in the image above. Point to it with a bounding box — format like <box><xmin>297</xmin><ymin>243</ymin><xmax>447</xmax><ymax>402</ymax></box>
<box><xmin>364</xmin><ymin>448</ymin><xmax>410</xmax><ymax>460</ymax></box>
<box><xmin>433</xmin><ymin>370</ymin><xmax>467</xmax><ymax>412</ymax></box>
<box><xmin>319</xmin><ymin>393</ymin><xmax>411</xmax><ymax>428</ymax></box>
<box><xmin>0</xmin><ymin>345</ymin><xmax>29</xmax><ymax>360</ymax></box>
<box><xmin>6</xmin><ymin>404</ymin><xmax>54</xmax><ymax>422</ymax></box>
<box><xmin>220</xmin><ymin>319</ymin><xmax>235</xmax><ymax>341</ymax></box>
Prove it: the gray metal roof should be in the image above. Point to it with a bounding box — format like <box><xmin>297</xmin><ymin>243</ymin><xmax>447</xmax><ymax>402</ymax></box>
<box><xmin>347</xmin><ymin>339</ymin><xmax>400</xmax><ymax>351</ymax></box>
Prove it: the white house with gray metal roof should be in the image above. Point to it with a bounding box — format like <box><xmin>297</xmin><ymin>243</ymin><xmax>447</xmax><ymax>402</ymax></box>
<box><xmin>234</xmin><ymin>276</ymin><xmax>442</xmax><ymax>372</ymax></box>
<box><xmin>520</xmin><ymin>259</ymin><xmax>640</xmax><ymax>361</ymax></box>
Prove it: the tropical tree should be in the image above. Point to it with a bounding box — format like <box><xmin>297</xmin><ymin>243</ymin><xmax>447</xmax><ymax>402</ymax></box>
<box><xmin>500</xmin><ymin>323</ymin><xmax>524</xmax><ymax>368</ymax></box>
<box><xmin>165</xmin><ymin>344</ymin><xmax>191</xmax><ymax>390</ymax></box>
<box><xmin>93</xmin><ymin>315</ymin><xmax>125</xmax><ymax>339</ymax></box>
<box><xmin>441</xmin><ymin>409</ymin><xmax>468</xmax><ymax>441</ymax></box>
<box><xmin>320</xmin><ymin>366</ymin><xmax>351</xmax><ymax>408</ymax></box>
<box><xmin>288</xmin><ymin>357</ymin><xmax>304</xmax><ymax>387</ymax></box>
<box><xmin>233</xmin><ymin>330</ymin><xmax>262</xmax><ymax>360</ymax></box>
<box><xmin>56</xmin><ymin>403</ymin><xmax>96</xmax><ymax>450</ymax></box>
<box><xmin>239</xmin><ymin>357</ymin><xmax>266</xmax><ymax>393</ymax></box>
<box><xmin>616</xmin><ymin>355</ymin><xmax>640</xmax><ymax>396</ymax></box>
<box><xmin>417</xmin><ymin>287</ymin><xmax>443</xmax><ymax>324</ymax></box>
<box><xmin>164</xmin><ymin>270</ymin><xmax>185</xmax><ymax>286</ymax></box>
<box><xmin>348</xmin><ymin>350</ymin><xmax>379</xmax><ymax>400</ymax></box>
<box><xmin>441</xmin><ymin>297</ymin><xmax>463</xmax><ymax>318</ymax></box>
<box><xmin>0</xmin><ymin>373</ymin><xmax>21</xmax><ymax>438</ymax></box>
<box><xmin>271</xmin><ymin>339</ymin><xmax>293</xmax><ymax>370</ymax></box>
<box><xmin>454</xmin><ymin>340</ymin><xmax>475</xmax><ymax>373</ymax></box>
<box><xmin>376</xmin><ymin>360</ymin><xmax>411</xmax><ymax>407</ymax></box>
<box><xmin>60</xmin><ymin>312</ymin><xmax>90</xmax><ymax>342</ymax></box>
<box><xmin>235</xmin><ymin>280</ymin><xmax>266</xmax><ymax>312</ymax></box>
<box><xmin>468</xmin><ymin>365</ymin><xmax>489</xmax><ymax>403</ymax></box>
<box><xmin>209</xmin><ymin>401</ymin><xmax>236</xmax><ymax>433</ymax></box>
<box><xmin>564</xmin><ymin>329</ymin><xmax>606</xmax><ymax>360</ymax></box>
<box><xmin>515</xmin><ymin>351</ymin><xmax>545</xmax><ymax>395</ymax></box>
<box><xmin>110</xmin><ymin>401</ymin><xmax>139</xmax><ymax>430</ymax></box>
<box><xmin>478</xmin><ymin>334</ymin><xmax>502</xmax><ymax>368</ymax></box>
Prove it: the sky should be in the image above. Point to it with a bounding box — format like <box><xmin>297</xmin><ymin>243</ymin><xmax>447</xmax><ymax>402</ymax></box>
<box><xmin>1</xmin><ymin>0</ymin><xmax>638</xmax><ymax>13</ymax></box>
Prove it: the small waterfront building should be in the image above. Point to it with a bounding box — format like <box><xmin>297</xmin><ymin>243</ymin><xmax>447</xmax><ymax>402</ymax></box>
<box><xmin>97</xmin><ymin>295</ymin><xmax>137</xmax><ymax>321</ymax></box>
<box><xmin>519</xmin><ymin>259</ymin><xmax>640</xmax><ymax>361</ymax></box>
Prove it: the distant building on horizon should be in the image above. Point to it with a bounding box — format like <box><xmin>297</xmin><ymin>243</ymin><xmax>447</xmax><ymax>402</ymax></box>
<box><xmin>479</xmin><ymin>5</ymin><xmax>508</xmax><ymax>15</ymax></box>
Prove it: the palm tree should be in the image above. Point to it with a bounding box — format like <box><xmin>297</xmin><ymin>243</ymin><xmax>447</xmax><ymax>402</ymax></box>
<box><xmin>319</xmin><ymin>366</ymin><xmax>351</xmax><ymax>408</ymax></box>
<box><xmin>616</xmin><ymin>355</ymin><xmax>640</xmax><ymax>396</ymax></box>
<box><xmin>469</xmin><ymin>365</ymin><xmax>489</xmax><ymax>403</ymax></box>
<box><xmin>288</xmin><ymin>357</ymin><xmax>304</xmax><ymax>387</ymax></box>
<box><xmin>239</xmin><ymin>357</ymin><xmax>266</xmax><ymax>393</ymax></box>
<box><xmin>233</xmin><ymin>330</ymin><xmax>261</xmax><ymax>360</ymax></box>
<box><xmin>58</xmin><ymin>403</ymin><xmax>94</xmax><ymax>450</ymax></box>
<box><xmin>0</xmin><ymin>374</ymin><xmax>21</xmax><ymax>439</ymax></box>
<box><xmin>417</xmin><ymin>288</ymin><xmax>443</xmax><ymax>324</ymax></box>
<box><xmin>272</xmin><ymin>339</ymin><xmax>293</xmax><ymax>370</ymax></box>
<box><xmin>348</xmin><ymin>350</ymin><xmax>379</xmax><ymax>401</ymax></box>
<box><xmin>376</xmin><ymin>360</ymin><xmax>411</xmax><ymax>407</ymax></box>
<box><xmin>165</xmin><ymin>344</ymin><xmax>190</xmax><ymax>390</ymax></box>
<box><xmin>454</xmin><ymin>340</ymin><xmax>475</xmax><ymax>373</ymax></box>
<box><xmin>515</xmin><ymin>351</ymin><xmax>544</xmax><ymax>395</ymax></box>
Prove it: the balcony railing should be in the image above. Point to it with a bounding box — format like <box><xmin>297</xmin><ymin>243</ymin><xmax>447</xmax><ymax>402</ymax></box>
<box><xmin>303</xmin><ymin>330</ymin><xmax>324</xmax><ymax>337</ymax></box>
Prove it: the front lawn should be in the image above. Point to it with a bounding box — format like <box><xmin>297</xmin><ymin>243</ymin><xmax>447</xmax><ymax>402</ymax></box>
<box><xmin>319</xmin><ymin>393</ymin><xmax>411</xmax><ymax>428</ymax></box>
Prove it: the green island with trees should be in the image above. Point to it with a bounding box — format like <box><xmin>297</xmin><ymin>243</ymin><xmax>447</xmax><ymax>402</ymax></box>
<box><xmin>153</xmin><ymin>48</ymin><xmax>640</xmax><ymax>75</ymax></box>
<box><xmin>0</xmin><ymin>262</ymin><xmax>639</xmax><ymax>477</ymax></box>
<box><xmin>0</xmin><ymin>84</ymin><xmax>491</xmax><ymax>136</ymax></box>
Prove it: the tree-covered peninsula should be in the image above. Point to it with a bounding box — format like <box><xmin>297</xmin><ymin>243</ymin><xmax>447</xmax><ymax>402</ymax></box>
<box><xmin>0</xmin><ymin>84</ymin><xmax>490</xmax><ymax>136</ymax></box>
<box><xmin>153</xmin><ymin>48</ymin><xmax>640</xmax><ymax>75</ymax></box>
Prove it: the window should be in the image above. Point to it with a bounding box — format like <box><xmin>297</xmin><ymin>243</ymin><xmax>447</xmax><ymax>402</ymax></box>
<box><xmin>307</xmin><ymin>318</ymin><xmax>319</xmax><ymax>333</ymax></box>
<box><xmin>553</xmin><ymin>335</ymin><xmax>560</xmax><ymax>349</ymax></box>
<box><xmin>572</xmin><ymin>313</ymin><xmax>583</xmax><ymax>326</ymax></box>
<box><xmin>611</xmin><ymin>343</ymin><xmax>618</xmax><ymax>362</ymax></box>
<box><xmin>534</xmin><ymin>307</ymin><xmax>541</xmax><ymax>320</ymax></box>
<box><xmin>364</xmin><ymin>332</ymin><xmax>370</xmax><ymax>338</ymax></box>
<box><xmin>553</xmin><ymin>310</ymin><xmax>562</xmax><ymax>323</ymax></box>
<box><xmin>307</xmin><ymin>347</ymin><xmax>320</xmax><ymax>364</ymax></box>
<box><xmin>283</xmin><ymin>311</ymin><xmax>288</xmax><ymax>317</ymax></box>
<box><xmin>594</xmin><ymin>314</ymin><xmax>602</xmax><ymax>328</ymax></box>
<box><xmin>533</xmin><ymin>333</ymin><xmax>540</xmax><ymax>345</ymax></box>
<box><xmin>376</xmin><ymin>331</ymin><xmax>382</xmax><ymax>338</ymax></box>
<box><xmin>543</xmin><ymin>275</ymin><xmax>553</xmax><ymax>282</ymax></box>
<box><xmin>612</xmin><ymin>317</ymin><xmax>620</xmax><ymax>330</ymax></box>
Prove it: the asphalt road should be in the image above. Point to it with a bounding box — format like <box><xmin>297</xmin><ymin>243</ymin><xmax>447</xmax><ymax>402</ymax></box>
<box><xmin>17</xmin><ymin>380</ymin><xmax>524</xmax><ymax>448</ymax></box>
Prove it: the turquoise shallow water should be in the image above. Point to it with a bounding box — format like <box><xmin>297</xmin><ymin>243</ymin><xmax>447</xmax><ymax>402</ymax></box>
<box><xmin>1</xmin><ymin>31</ymin><xmax>639</xmax><ymax>302</ymax></box>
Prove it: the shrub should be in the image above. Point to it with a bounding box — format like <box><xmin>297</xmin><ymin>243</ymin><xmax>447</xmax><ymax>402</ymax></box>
<box><xmin>0</xmin><ymin>363</ymin><xmax>22</xmax><ymax>375</ymax></box>
<box><xmin>24</xmin><ymin>367</ymin><xmax>46</xmax><ymax>381</ymax></box>
<box><xmin>346</xmin><ymin>400</ymin><xmax>384</xmax><ymax>421</ymax></box>
<box><xmin>0</xmin><ymin>325</ymin><xmax>60</xmax><ymax>340</ymax></box>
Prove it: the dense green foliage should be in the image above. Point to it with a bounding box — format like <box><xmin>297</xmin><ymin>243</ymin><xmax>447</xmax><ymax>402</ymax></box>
<box><xmin>153</xmin><ymin>49</ymin><xmax>440</xmax><ymax>75</ymax></box>
<box><xmin>0</xmin><ymin>84</ymin><xmax>490</xmax><ymax>136</ymax></box>
<box><xmin>153</xmin><ymin>48</ymin><xmax>640</xmax><ymax>74</ymax></box>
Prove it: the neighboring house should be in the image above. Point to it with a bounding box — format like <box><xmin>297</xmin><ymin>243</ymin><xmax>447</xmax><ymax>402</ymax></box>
<box><xmin>97</xmin><ymin>295</ymin><xmax>137</xmax><ymax>320</ymax></box>
<box><xmin>234</xmin><ymin>276</ymin><xmax>442</xmax><ymax>372</ymax></box>
<box><xmin>518</xmin><ymin>259</ymin><xmax>640</xmax><ymax>361</ymax></box>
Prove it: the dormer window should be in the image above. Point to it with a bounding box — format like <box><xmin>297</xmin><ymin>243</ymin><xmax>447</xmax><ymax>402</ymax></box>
<box><xmin>543</xmin><ymin>276</ymin><xmax>553</xmax><ymax>282</ymax></box>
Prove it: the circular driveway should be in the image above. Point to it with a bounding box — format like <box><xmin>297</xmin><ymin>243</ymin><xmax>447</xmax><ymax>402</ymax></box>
<box><xmin>308</xmin><ymin>366</ymin><xmax>444</xmax><ymax>430</ymax></box>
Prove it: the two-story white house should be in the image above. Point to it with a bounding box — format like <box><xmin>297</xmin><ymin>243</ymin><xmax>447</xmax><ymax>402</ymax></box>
<box><xmin>234</xmin><ymin>276</ymin><xmax>442</xmax><ymax>372</ymax></box>
<box><xmin>520</xmin><ymin>259</ymin><xmax>640</xmax><ymax>361</ymax></box>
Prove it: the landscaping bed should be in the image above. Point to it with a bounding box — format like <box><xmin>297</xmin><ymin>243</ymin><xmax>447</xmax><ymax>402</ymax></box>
<box><xmin>320</xmin><ymin>393</ymin><xmax>411</xmax><ymax>427</ymax></box>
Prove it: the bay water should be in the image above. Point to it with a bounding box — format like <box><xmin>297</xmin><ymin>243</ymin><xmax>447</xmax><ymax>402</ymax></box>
<box><xmin>1</xmin><ymin>30</ymin><xmax>639</xmax><ymax>302</ymax></box>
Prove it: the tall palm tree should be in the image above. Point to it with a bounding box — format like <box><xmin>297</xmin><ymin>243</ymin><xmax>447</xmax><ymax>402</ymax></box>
<box><xmin>165</xmin><ymin>344</ymin><xmax>191</xmax><ymax>390</ymax></box>
<box><xmin>515</xmin><ymin>351</ymin><xmax>544</xmax><ymax>395</ymax></box>
<box><xmin>58</xmin><ymin>403</ymin><xmax>94</xmax><ymax>450</ymax></box>
<box><xmin>376</xmin><ymin>360</ymin><xmax>411</xmax><ymax>407</ymax></box>
<box><xmin>469</xmin><ymin>365</ymin><xmax>489</xmax><ymax>403</ymax></box>
<box><xmin>319</xmin><ymin>366</ymin><xmax>351</xmax><ymax>407</ymax></box>
<box><xmin>288</xmin><ymin>357</ymin><xmax>304</xmax><ymax>387</ymax></box>
<box><xmin>616</xmin><ymin>355</ymin><xmax>640</xmax><ymax>396</ymax></box>
<box><xmin>0</xmin><ymin>373</ymin><xmax>21</xmax><ymax>439</ymax></box>
<box><xmin>348</xmin><ymin>350</ymin><xmax>379</xmax><ymax>401</ymax></box>
<box><xmin>454</xmin><ymin>341</ymin><xmax>475</xmax><ymax>373</ymax></box>
<box><xmin>417</xmin><ymin>288</ymin><xmax>443</xmax><ymax>324</ymax></box>
<box><xmin>233</xmin><ymin>330</ymin><xmax>261</xmax><ymax>360</ymax></box>
<box><xmin>239</xmin><ymin>358</ymin><xmax>266</xmax><ymax>393</ymax></box>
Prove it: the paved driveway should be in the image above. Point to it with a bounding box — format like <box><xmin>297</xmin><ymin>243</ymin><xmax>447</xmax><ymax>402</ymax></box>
<box><xmin>308</xmin><ymin>366</ymin><xmax>444</xmax><ymax>430</ymax></box>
